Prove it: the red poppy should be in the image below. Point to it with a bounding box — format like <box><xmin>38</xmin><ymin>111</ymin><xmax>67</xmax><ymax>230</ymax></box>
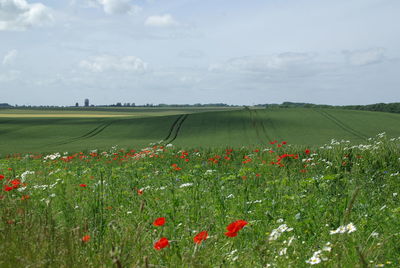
<box><xmin>21</xmin><ymin>195</ymin><xmax>30</xmax><ymax>200</ymax></box>
<box><xmin>194</xmin><ymin>231</ymin><xmax>209</xmax><ymax>244</ymax></box>
<box><xmin>153</xmin><ymin>217</ymin><xmax>166</xmax><ymax>226</ymax></box>
<box><xmin>154</xmin><ymin>237</ymin><xmax>169</xmax><ymax>250</ymax></box>
<box><xmin>225</xmin><ymin>220</ymin><xmax>248</xmax><ymax>237</ymax></box>
<box><xmin>4</xmin><ymin>186</ymin><xmax>13</xmax><ymax>192</ymax></box>
<box><xmin>82</xmin><ymin>235</ymin><xmax>91</xmax><ymax>243</ymax></box>
<box><xmin>137</xmin><ymin>189</ymin><xmax>143</xmax><ymax>195</ymax></box>
<box><xmin>79</xmin><ymin>184</ymin><xmax>87</xmax><ymax>187</ymax></box>
<box><xmin>305</xmin><ymin>149</ymin><xmax>310</xmax><ymax>155</ymax></box>
<box><xmin>0</xmin><ymin>174</ymin><xmax>4</xmax><ymax>180</ymax></box>
<box><xmin>225</xmin><ymin>230</ymin><xmax>239</xmax><ymax>237</ymax></box>
<box><xmin>10</xmin><ymin>179</ymin><xmax>21</xmax><ymax>188</ymax></box>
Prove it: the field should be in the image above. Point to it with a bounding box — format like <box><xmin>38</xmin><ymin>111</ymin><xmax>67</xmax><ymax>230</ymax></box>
<box><xmin>1</xmin><ymin>133</ymin><xmax>399</xmax><ymax>267</ymax></box>
<box><xmin>1</xmin><ymin>107</ymin><xmax>400</xmax><ymax>155</ymax></box>
<box><xmin>1</xmin><ymin>107</ymin><xmax>400</xmax><ymax>267</ymax></box>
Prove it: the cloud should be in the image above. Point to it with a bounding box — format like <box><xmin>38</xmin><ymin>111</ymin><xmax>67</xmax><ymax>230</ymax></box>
<box><xmin>88</xmin><ymin>0</ymin><xmax>141</xmax><ymax>15</ymax></box>
<box><xmin>209</xmin><ymin>52</ymin><xmax>316</xmax><ymax>73</ymax></box>
<box><xmin>343</xmin><ymin>48</ymin><xmax>385</xmax><ymax>66</ymax></box>
<box><xmin>145</xmin><ymin>14</ymin><xmax>178</xmax><ymax>27</ymax></box>
<box><xmin>178</xmin><ymin>49</ymin><xmax>205</xmax><ymax>59</ymax></box>
<box><xmin>2</xmin><ymin>49</ymin><xmax>18</xmax><ymax>65</ymax></box>
<box><xmin>0</xmin><ymin>69</ymin><xmax>19</xmax><ymax>81</ymax></box>
<box><xmin>79</xmin><ymin>55</ymin><xmax>148</xmax><ymax>73</ymax></box>
<box><xmin>0</xmin><ymin>0</ymin><xmax>53</xmax><ymax>31</ymax></box>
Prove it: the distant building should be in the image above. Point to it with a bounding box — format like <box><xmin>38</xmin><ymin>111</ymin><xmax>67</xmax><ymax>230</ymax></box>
<box><xmin>84</xmin><ymin>99</ymin><xmax>89</xmax><ymax>107</ymax></box>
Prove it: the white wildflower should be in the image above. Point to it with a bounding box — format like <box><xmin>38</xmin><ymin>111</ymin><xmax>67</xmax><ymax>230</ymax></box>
<box><xmin>279</xmin><ymin>248</ymin><xmax>287</xmax><ymax>256</ymax></box>
<box><xmin>306</xmin><ymin>256</ymin><xmax>321</xmax><ymax>265</ymax></box>
<box><xmin>346</xmin><ymin>223</ymin><xmax>357</xmax><ymax>233</ymax></box>
<box><xmin>179</xmin><ymin>183</ymin><xmax>193</xmax><ymax>188</ymax></box>
<box><xmin>269</xmin><ymin>224</ymin><xmax>293</xmax><ymax>241</ymax></box>
<box><xmin>371</xmin><ymin>232</ymin><xmax>379</xmax><ymax>238</ymax></box>
<box><xmin>330</xmin><ymin>223</ymin><xmax>357</xmax><ymax>235</ymax></box>
<box><xmin>246</xmin><ymin>200</ymin><xmax>262</xmax><ymax>204</ymax></box>
<box><xmin>20</xmin><ymin>171</ymin><xmax>35</xmax><ymax>182</ymax></box>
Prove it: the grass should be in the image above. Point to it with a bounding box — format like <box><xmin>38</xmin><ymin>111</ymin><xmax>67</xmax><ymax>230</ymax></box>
<box><xmin>1</xmin><ymin>107</ymin><xmax>400</xmax><ymax>155</ymax></box>
<box><xmin>1</xmin><ymin>133</ymin><xmax>399</xmax><ymax>267</ymax></box>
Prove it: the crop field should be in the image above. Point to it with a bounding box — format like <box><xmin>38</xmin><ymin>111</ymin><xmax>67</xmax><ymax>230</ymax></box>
<box><xmin>1</xmin><ymin>107</ymin><xmax>400</xmax><ymax>267</ymax></box>
<box><xmin>1</xmin><ymin>107</ymin><xmax>400</xmax><ymax>155</ymax></box>
<box><xmin>1</xmin><ymin>133</ymin><xmax>399</xmax><ymax>267</ymax></box>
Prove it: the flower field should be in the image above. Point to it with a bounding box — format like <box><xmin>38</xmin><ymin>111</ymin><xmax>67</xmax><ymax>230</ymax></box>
<box><xmin>1</xmin><ymin>133</ymin><xmax>400</xmax><ymax>267</ymax></box>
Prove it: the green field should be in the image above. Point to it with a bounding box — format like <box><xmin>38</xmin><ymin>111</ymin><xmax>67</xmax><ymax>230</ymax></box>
<box><xmin>1</xmin><ymin>134</ymin><xmax>399</xmax><ymax>267</ymax></box>
<box><xmin>1</xmin><ymin>107</ymin><xmax>400</xmax><ymax>267</ymax></box>
<box><xmin>1</xmin><ymin>107</ymin><xmax>400</xmax><ymax>156</ymax></box>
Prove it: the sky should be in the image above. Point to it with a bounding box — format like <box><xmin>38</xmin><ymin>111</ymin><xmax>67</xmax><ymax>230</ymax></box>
<box><xmin>0</xmin><ymin>0</ymin><xmax>399</xmax><ymax>106</ymax></box>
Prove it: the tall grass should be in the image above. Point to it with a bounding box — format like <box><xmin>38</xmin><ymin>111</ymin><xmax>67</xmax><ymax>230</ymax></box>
<box><xmin>1</xmin><ymin>133</ymin><xmax>399</xmax><ymax>267</ymax></box>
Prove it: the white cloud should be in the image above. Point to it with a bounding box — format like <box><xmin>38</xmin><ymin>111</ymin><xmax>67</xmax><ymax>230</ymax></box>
<box><xmin>0</xmin><ymin>69</ymin><xmax>19</xmax><ymax>81</ymax></box>
<box><xmin>344</xmin><ymin>48</ymin><xmax>385</xmax><ymax>66</ymax></box>
<box><xmin>145</xmin><ymin>14</ymin><xmax>178</xmax><ymax>27</ymax></box>
<box><xmin>2</xmin><ymin>49</ymin><xmax>18</xmax><ymax>65</ymax></box>
<box><xmin>79</xmin><ymin>55</ymin><xmax>148</xmax><ymax>73</ymax></box>
<box><xmin>209</xmin><ymin>52</ymin><xmax>315</xmax><ymax>73</ymax></box>
<box><xmin>0</xmin><ymin>0</ymin><xmax>53</xmax><ymax>31</ymax></box>
<box><xmin>89</xmin><ymin>0</ymin><xmax>141</xmax><ymax>15</ymax></box>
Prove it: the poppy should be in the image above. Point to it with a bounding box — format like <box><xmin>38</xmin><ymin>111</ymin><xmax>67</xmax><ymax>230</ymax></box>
<box><xmin>81</xmin><ymin>235</ymin><xmax>91</xmax><ymax>243</ymax></box>
<box><xmin>79</xmin><ymin>184</ymin><xmax>87</xmax><ymax>187</ymax></box>
<box><xmin>225</xmin><ymin>220</ymin><xmax>248</xmax><ymax>237</ymax></box>
<box><xmin>193</xmin><ymin>231</ymin><xmax>209</xmax><ymax>244</ymax></box>
<box><xmin>305</xmin><ymin>149</ymin><xmax>310</xmax><ymax>155</ymax></box>
<box><xmin>0</xmin><ymin>174</ymin><xmax>4</xmax><ymax>180</ymax></box>
<box><xmin>10</xmin><ymin>179</ymin><xmax>21</xmax><ymax>188</ymax></box>
<box><xmin>154</xmin><ymin>237</ymin><xmax>169</xmax><ymax>250</ymax></box>
<box><xmin>153</xmin><ymin>217</ymin><xmax>166</xmax><ymax>226</ymax></box>
<box><xmin>4</xmin><ymin>186</ymin><xmax>13</xmax><ymax>192</ymax></box>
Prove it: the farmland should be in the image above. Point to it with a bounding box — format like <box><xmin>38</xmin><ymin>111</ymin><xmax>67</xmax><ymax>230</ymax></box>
<box><xmin>1</xmin><ymin>107</ymin><xmax>400</xmax><ymax>267</ymax></box>
<box><xmin>1</xmin><ymin>133</ymin><xmax>399</xmax><ymax>267</ymax></box>
<box><xmin>1</xmin><ymin>107</ymin><xmax>400</xmax><ymax>155</ymax></box>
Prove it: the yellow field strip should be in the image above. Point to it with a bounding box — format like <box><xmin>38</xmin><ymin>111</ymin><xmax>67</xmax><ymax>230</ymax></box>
<box><xmin>0</xmin><ymin>114</ymin><xmax>136</xmax><ymax>118</ymax></box>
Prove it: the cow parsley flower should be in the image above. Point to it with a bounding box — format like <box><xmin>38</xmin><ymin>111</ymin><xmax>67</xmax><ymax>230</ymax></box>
<box><xmin>330</xmin><ymin>223</ymin><xmax>357</xmax><ymax>235</ymax></box>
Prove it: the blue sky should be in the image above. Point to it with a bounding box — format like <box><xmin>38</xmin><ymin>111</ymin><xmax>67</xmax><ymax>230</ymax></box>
<box><xmin>1</xmin><ymin>0</ymin><xmax>399</xmax><ymax>106</ymax></box>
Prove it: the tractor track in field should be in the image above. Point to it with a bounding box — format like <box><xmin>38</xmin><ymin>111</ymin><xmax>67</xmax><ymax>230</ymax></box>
<box><xmin>314</xmin><ymin>109</ymin><xmax>367</xmax><ymax>139</ymax></box>
<box><xmin>163</xmin><ymin>114</ymin><xmax>188</xmax><ymax>144</ymax></box>
<box><xmin>163</xmin><ymin>115</ymin><xmax>184</xmax><ymax>141</ymax></box>
<box><xmin>246</xmin><ymin>108</ymin><xmax>272</xmax><ymax>144</ymax></box>
<box><xmin>48</xmin><ymin>121</ymin><xmax>115</xmax><ymax>146</ymax></box>
<box><xmin>253</xmin><ymin>109</ymin><xmax>273</xmax><ymax>143</ymax></box>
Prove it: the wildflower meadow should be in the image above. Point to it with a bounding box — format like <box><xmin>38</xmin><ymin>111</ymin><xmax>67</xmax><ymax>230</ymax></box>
<box><xmin>1</xmin><ymin>133</ymin><xmax>399</xmax><ymax>267</ymax></box>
